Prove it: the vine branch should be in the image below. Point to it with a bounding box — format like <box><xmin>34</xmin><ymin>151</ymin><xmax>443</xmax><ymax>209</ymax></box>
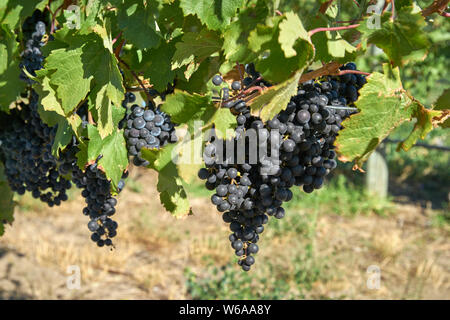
<box><xmin>298</xmin><ymin>62</ymin><xmax>341</xmax><ymax>84</ymax></box>
<box><xmin>118</xmin><ymin>58</ymin><xmax>152</xmax><ymax>103</ymax></box>
<box><xmin>338</xmin><ymin>69</ymin><xmax>371</xmax><ymax>76</ymax></box>
<box><xmin>297</xmin><ymin>62</ymin><xmax>370</xmax><ymax>84</ymax></box>
<box><xmin>114</xmin><ymin>39</ymin><xmax>126</xmax><ymax>60</ymax></box>
<box><xmin>421</xmin><ymin>0</ymin><xmax>450</xmax><ymax>16</ymax></box>
<box><xmin>112</xmin><ymin>32</ymin><xmax>123</xmax><ymax>45</ymax></box>
<box><xmin>308</xmin><ymin>24</ymin><xmax>360</xmax><ymax>37</ymax></box>
<box><xmin>48</xmin><ymin>2</ymin><xmax>66</xmax><ymax>34</ymax></box>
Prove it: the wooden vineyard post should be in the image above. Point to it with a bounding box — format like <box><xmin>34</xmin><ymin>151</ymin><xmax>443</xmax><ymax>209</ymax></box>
<box><xmin>365</xmin><ymin>145</ymin><xmax>389</xmax><ymax>199</ymax></box>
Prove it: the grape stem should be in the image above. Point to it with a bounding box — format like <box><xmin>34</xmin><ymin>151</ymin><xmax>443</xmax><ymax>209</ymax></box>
<box><xmin>118</xmin><ymin>58</ymin><xmax>153</xmax><ymax>103</ymax></box>
<box><xmin>236</xmin><ymin>62</ymin><xmax>244</xmax><ymax>84</ymax></box>
<box><xmin>308</xmin><ymin>24</ymin><xmax>360</xmax><ymax>37</ymax></box>
<box><xmin>112</xmin><ymin>32</ymin><xmax>123</xmax><ymax>45</ymax></box>
<box><xmin>219</xmin><ymin>76</ymin><xmax>264</xmax><ymax>106</ymax></box>
<box><xmin>338</xmin><ymin>70</ymin><xmax>371</xmax><ymax>76</ymax></box>
<box><xmin>391</xmin><ymin>0</ymin><xmax>396</xmax><ymax>21</ymax></box>
<box><xmin>242</xmin><ymin>86</ymin><xmax>264</xmax><ymax>96</ymax></box>
<box><xmin>298</xmin><ymin>62</ymin><xmax>370</xmax><ymax>84</ymax></box>
<box><xmin>47</xmin><ymin>2</ymin><xmax>65</xmax><ymax>34</ymax></box>
<box><xmin>114</xmin><ymin>39</ymin><xmax>126</xmax><ymax>60</ymax></box>
<box><xmin>88</xmin><ymin>111</ymin><xmax>95</xmax><ymax>125</ymax></box>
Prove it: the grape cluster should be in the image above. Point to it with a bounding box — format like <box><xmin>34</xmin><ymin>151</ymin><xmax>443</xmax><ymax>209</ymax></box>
<box><xmin>19</xmin><ymin>10</ymin><xmax>47</xmax><ymax>84</ymax></box>
<box><xmin>326</xmin><ymin>62</ymin><xmax>367</xmax><ymax>104</ymax></box>
<box><xmin>0</xmin><ymin>10</ymin><xmax>128</xmax><ymax>248</ymax></box>
<box><xmin>199</xmin><ymin>63</ymin><xmax>366</xmax><ymax>271</ymax></box>
<box><xmin>0</xmin><ymin>92</ymin><xmax>71</xmax><ymax>206</ymax></box>
<box><xmin>0</xmin><ymin>15</ymin><xmax>72</xmax><ymax>206</ymax></box>
<box><xmin>122</xmin><ymin>93</ymin><xmax>177</xmax><ymax>167</ymax></box>
<box><xmin>68</xmin><ymin>154</ymin><xmax>126</xmax><ymax>247</ymax></box>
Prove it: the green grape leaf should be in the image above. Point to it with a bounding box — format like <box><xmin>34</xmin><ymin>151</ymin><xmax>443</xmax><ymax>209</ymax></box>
<box><xmin>141</xmin><ymin>144</ymin><xmax>193</xmax><ymax>218</ymax></box>
<box><xmin>179</xmin><ymin>0</ymin><xmax>244</xmax><ymax>30</ymax></box>
<box><xmin>175</xmin><ymin>57</ymin><xmax>221</xmax><ymax>94</ymax></box>
<box><xmin>221</xmin><ymin>4</ymin><xmax>267</xmax><ymax>73</ymax></box>
<box><xmin>172</xmin><ymin>30</ymin><xmax>222</xmax><ymax>72</ymax></box>
<box><xmin>161</xmin><ymin>90</ymin><xmax>235</xmax><ymax>139</ymax></box>
<box><xmin>142</xmin><ymin>40</ymin><xmax>177</xmax><ymax>92</ymax></box>
<box><xmin>156</xmin><ymin>0</ymin><xmax>184</xmax><ymax>35</ymax></box>
<box><xmin>358</xmin><ymin>8</ymin><xmax>429</xmax><ymax>67</ymax></box>
<box><xmin>0</xmin><ymin>25</ymin><xmax>26</xmax><ymax>111</ymax></box>
<box><xmin>116</xmin><ymin>0</ymin><xmax>161</xmax><ymax>50</ymax></box>
<box><xmin>247</xmin><ymin>15</ymin><xmax>314</xmax><ymax>83</ymax></box>
<box><xmin>309</xmin><ymin>14</ymin><xmax>357</xmax><ymax>63</ymax></box>
<box><xmin>160</xmin><ymin>90</ymin><xmax>214</xmax><ymax>124</ymax></box>
<box><xmin>51</xmin><ymin>118</ymin><xmax>76</xmax><ymax>156</ymax></box>
<box><xmin>0</xmin><ymin>162</ymin><xmax>15</xmax><ymax>236</ymax></box>
<box><xmin>432</xmin><ymin>88</ymin><xmax>450</xmax><ymax>128</ymax></box>
<box><xmin>335</xmin><ymin>64</ymin><xmax>442</xmax><ymax>169</ymax></box>
<box><xmin>36</xmin><ymin>28</ymin><xmax>124</xmax><ymax>138</ymax></box>
<box><xmin>34</xmin><ymin>74</ymin><xmax>66</xmax><ymax>119</ymax></box>
<box><xmin>396</xmin><ymin>103</ymin><xmax>442</xmax><ymax>151</ymax></box>
<box><xmin>0</xmin><ymin>0</ymin><xmax>46</xmax><ymax>29</ymax></box>
<box><xmin>35</xmin><ymin>43</ymin><xmax>91</xmax><ymax>115</ymax></box>
<box><xmin>278</xmin><ymin>11</ymin><xmax>310</xmax><ymax>58</ymax></box>
<box><xmin>76</xmin><ymin>121</ymin><xmax>128</xmax><ymax>191</ymax></box>
<box><xmin>209</xmin><ymin>108</ymin><xmax>237</xmax><ymax>139</ymax></box>
<box><xmin>250</xmin><ymin>71</ymin><xmax>302</xmax><ymax>122</ymax></box>
<box><xmin>172</xmin><ymin>133</ymin><xmax>204</xmax><ymax>184</ymax></box>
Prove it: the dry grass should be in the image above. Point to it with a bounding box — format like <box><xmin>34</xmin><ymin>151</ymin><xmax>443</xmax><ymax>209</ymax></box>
<box><xmin>0</xmin><ymin>168</ymin><xmax>449</xmax><ymax>300</ymax></box>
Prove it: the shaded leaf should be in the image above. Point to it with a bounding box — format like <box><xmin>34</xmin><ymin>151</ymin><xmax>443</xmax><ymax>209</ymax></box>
<box><xmin>179</xmin><ymin>0</ymin><xmax>244</xmax><ymax>30</ymax></box>
<box><xmin>172</xmin><ymin>29</ymin><xmax>222</xmax><ymax>71</ymax></box>
<box><xmin>358</xmin><ymin>8</ymin><xmax>429</xmax><ymax>66</ymax></box>
<box><xmin>116</xmin><ymin>0</ymin><xmax>161</xmax><ymax>50</ymax></box>
<box><xmin>0</xmin><ymin>25</ymin><xmax>26</xmax><ymax>111</ymax></box>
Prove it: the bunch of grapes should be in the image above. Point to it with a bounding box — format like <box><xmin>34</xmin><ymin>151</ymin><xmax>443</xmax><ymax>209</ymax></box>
<box><xmin>0</xmin><ymin>15</ymin><xmax>72</xmax><ymax>206</ymax></box>
<box><xmin>199</xmin><ymin>63</ymin><xmax>366</xmax><ymax>271</ymax></box>
<box><xmin>0</xmin><ymin>92</ymin><xmax>71</xmax><ymax>206</ymax></box>
<box><xmin>68</xmin><ymin>153</ymin><xmax>126</xmax><ymax>247</ymax></box>
<box><xmin>122</xmin><ymin>92</ymin><xmax>177</xmax><ymax>167</ymax></box>
<box><xmin>326</xmin><ymin>62</ymin><xmax>367</xmax><ymax>104</ymax></box>
<box><xmin>19</xmin><ymin>10</ymin><xmax>48</xmax><ymax>84</ymax></box>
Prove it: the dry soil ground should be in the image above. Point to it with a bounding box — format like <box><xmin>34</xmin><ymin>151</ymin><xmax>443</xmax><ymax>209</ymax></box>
<box><xmin>0</xmin><ymin>169</ymin><xmax>448</xmax><ymax>300</ymax></box>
